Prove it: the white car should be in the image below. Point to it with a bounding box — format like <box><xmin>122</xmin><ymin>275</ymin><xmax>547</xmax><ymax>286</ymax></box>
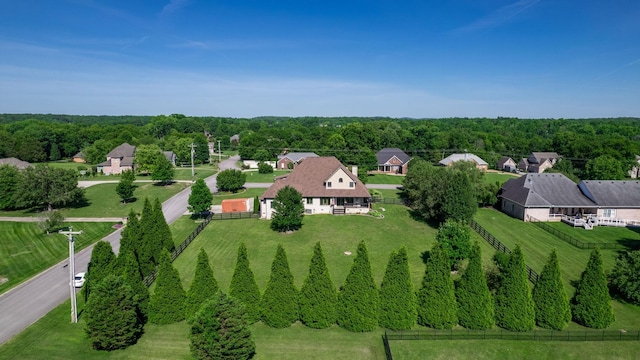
<box><xmin>73</xmin><ymin>272</ymin><xmax>85</xmax><ymax>288</ymax></box>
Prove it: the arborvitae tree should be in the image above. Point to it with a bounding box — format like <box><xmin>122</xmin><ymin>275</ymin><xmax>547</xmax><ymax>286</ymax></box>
<box><xmin>455</xmin><ymin>242</ymin><xmax>494</xmax><ymax>330</ymax></box>
<box><xmin>337</xmin><ymin>241</ymin><xmax>379</xmax><ymax>332</ymax></box>
<box><xmin>122</xmin><ymin>251</ymin><xmax>149</xmax><ymax>322</ymax></box>
<box><xmin>270</xmin><ymin>185</ymin><xmax>304</xmax><ymax>233</ymax></box>
<box><xmin>229</xmin><ymin>243</ymin><xmax>262</xmax><ymax>324</ymax></box>
<box><xmin>572</xmin><ymin>248</ymin><xmax>615</xmax><ymax>328</ymax></box>
<box><xmin>299</xmin><ymin>242</ymin><xmax>338</xmax><ymax>329</ymax></box>
<box><xmin>494</xmin><ymin>245</ymin><xmax>535</xmax><ymax>331</ymax></box>
<box><xmin>436</xmin><ymin>220</ymin><xmax>472</xmax><ymax>270</ymax></box>
<box><xmin>117</xmin><ymin>209</ymin><xmax>141</xmax><ymax>271</ymax></box>
<box><xmin>190</xmin><ymin>292</ymin><xmax>256</xmax><ymax>360</ymax></box>
<box><xmin>379</xmin><ymin>247</ymin><xmax>417</xmax><ymax>330</ymax></box>
<box><xmin>186</xmin><ymin>249</ymin><xmax>219</xmax><ymax>320</ymax></box>
<box><xmin>138</xmin><ymin>198</ymin><xmax>156</xmax><ymax>277</ymax></box>
<box><xmin>153</xmin><ymin>197</ymin><xmax>174</xmax><ymax>253</ymax></box>
<box><xmin>416</xmin><ymin>243</ymin><xmax>458</xmax><ymax>329</ymax></box>
<box><xmin>148</xmin><ymin>249</ymin><xmax>187</xmax><ymax>324</ymax></box>
<box><xmin>532</xmin><ymin>249</ymin><xmax>571</xmax><ymax>330</ymax></box>
<box><xmin>261</xmin><ymin>245</ymin><xmax>298</xmax><ymax>328</ymax></box>
<box><xmin>188</xmin><ymin>178</ymin><xmax>213</xmax><ymax>217</ymax></box>
<box><xmin>85</xmin><ymin>240</ymin><xmax>117</xmax><ymax>301</ymax></box>
<box><xmin>85</xmin><ymin>275</ymin><xmax>143</xmax><ymax>351</ymax></box>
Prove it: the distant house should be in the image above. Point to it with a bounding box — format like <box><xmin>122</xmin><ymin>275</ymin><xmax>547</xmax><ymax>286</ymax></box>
<box><xmin>497</xmin><ymin>156</ymin><xmax>517</xmax><ymax>172</ymax></box>
<box><xmin>439</xmin><ymin>153</ymin><xmax>488</xmax><ymax>171</ymax></box>
<box><xmin>72</xmin><ymin>152</ymin><xmax>86</xmax><ymax>163</ymax></box>
<box><xmin>376</xmin><ymin>148</ymin><xmax>411</xmax><ymax>174</ymax></box>
<box><xmin>230</xmin><ymin>134</ymin><xmax>240</xmax><ymax>144</ymax></box>
<box><xmin>260</xmin><ymin>156</ymin><xmax>371</xmax><ymax>219</ymax></box>
<box><xmin>97</xmin><ymin>143</ymin><xmax>136</xmax><ymax>175</ymax></box>
<box><xmin>163</xmin><ymin>151</ymin><xmax>177</xmax><ymax>166</ymax></box>
<box><xmin>0</xmin><ymin>157</ymin><xmax>33</xmax><ymax>170</ymax></box>
<box><xmin>276</xmin><ymin>152</ymin><xmax>319</xmax><ymax>170</ymax></box>
<box><xmin>629</xmin><ymin>155</ymin><xmax>640</xmax><ymax>179</ymax></box>
<box><xmin>518</xmin><ymin>152</ymin><xmax>560</xmax><ymax>173</ymax></box>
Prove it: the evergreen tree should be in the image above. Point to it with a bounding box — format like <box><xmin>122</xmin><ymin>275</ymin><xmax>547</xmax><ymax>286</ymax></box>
<box><xmin>116</xmin><ymin>169</ymin><xmax>136</xmax><ymax>203</ymax></box>
<box><xmin>609</xmin><ymin>250</ymin><xmax>640</xmax><ymax>305</ymax></box>
<box><xmin>494</xmin><ymin>245</ymin><xmax>535</xmax><ymax>331</ymax></box>
<box><xmin>261</xmin><ymin>245</ymin><xmax>298</xmax><ymax>328</ymax></box>
<box><xmin>441</xmin><ymin>170</ymin><xmax>477</xmax><ymax>222</ymax></box>
<box><xmin>121</xmin><ymin>251</ymin><xmax>149</xmax><ymax>322</ymax></box>
<box><xmin>117</xmin><ymin>209</ymin><xmax>141</xmax><ymax>270</ymax></box>
<box><xmin>455</xmin><ymin>242</ymin><xmax>494</xmax><ymax>330</ymax></box>
<box><xmin>572</xmin><ymin>248</ymin><xmax>615</xmax><ymax>328</ymax></box>
<box><xmin>188</xmin><ymin>178</ymin><xmax>213</xmax><ymax>217</ymax></box>
<box><xmin>337</xmin><ymin>241</ymin><xmax>379</xmax><ymax>332</ymax></box>
<box><xmin>153</xmin><ymin>197</ymin><xmax>174</xmax><ymax>252</ymax></box>
<box><xmin>186</xmin><ymin>249</ymin><xmax>219</xmax><ymax>320</ymax></box>
<box><xmin>85</xmin><ymin>240</ymin><xmax>117</xmax><ymax>300</ymax></box>
<box><xmin>190</xmin><ymin>292</ymin><xmax>256</xmax><ymax>360</ymax></box>
<box><xmin>436</xmin><ymin>220</ymin><xmax>472</xmax><ymax>270</ymax></box>
<box><xmin>416</xmin><ymin>243</ymin><xmax>458</xmax><ymax>329</ymax></box>
<box><xmin>379</xmin><ymin>247</ymin><xmax>417</xmax><ymax>330</ymax></box>
<box><xmin>138</xmin><ymin>198</ymin><xmax>157</xmax><ymax>277</ymax></box>
<box><xmin>85</xmin><ymin>275</ymin><xmax>143</xmax><ymax>351</ymax></box>
<box><xmin>270</xmin><ymin>185</ymin><xmax>304</xmax><ymax>232</ymax></box>
<box><xmin>299</xmin><ymin>242</ymin><xmax>338</xmax><ymax>329</ymax></box>
<box><xmin>152</xmin><ymin>154</ymin><xmax>175</xmax><ymax>184</ymax></box>
<box><xmin>229</xmin><ymin>243</ymin><xmax>262</xmax><ymax>324</ymax></box>
<box><xmin>532</xmin><ymin>249</ymin><xmax>571</xmax><ymax>330</ymax></box>
<box><xmin>148</xmin><ymin>249</ymin><xmax>187</xmax><ymax>324</ymax></box>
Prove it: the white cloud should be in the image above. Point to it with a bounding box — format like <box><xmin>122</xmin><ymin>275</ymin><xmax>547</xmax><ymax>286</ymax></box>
<box><xmin>160</xmin><ymin>0</ymin><xmax>191</xmax><ymax>16</ymax></box>
<box><xmin>454</xmin><ymin>0</ymin><xmax>540</xmax><ymax>33</ymax></box>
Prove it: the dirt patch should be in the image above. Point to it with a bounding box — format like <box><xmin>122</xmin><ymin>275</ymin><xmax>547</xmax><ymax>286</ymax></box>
<box><xmin>0</xmin><ymin>277</ymin><xmax>8</xmax><ymax>285</ymax></box>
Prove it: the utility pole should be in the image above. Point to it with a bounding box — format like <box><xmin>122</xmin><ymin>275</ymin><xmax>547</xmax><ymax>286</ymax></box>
<box><xmin>190</xmin><ymin>143</ymin><xmax>196</xmax><ymax>179</ymax></box>
<box><xmin>59</xmin><ymin>226</ymin><xmax>82</xmax><ymax>323</ymax></box>
<box><xmin>217</xmin><ymin>140</ymin><xmax>221</xmax><ymax>163</ymax></box>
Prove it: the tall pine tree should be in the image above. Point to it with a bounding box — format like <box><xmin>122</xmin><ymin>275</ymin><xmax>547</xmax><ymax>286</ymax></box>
<box><xmin>261</xmin><ymin>245</ymin><xmax>298</xmax><ymax>328</ymax></box>
<box><xmin>138</xmin><ymin>198</ymin><xmax>157</xmax><ymax>277</ymax></box>
<box><xmin>494</xmin><ymin>245</ymin><xmax>535</xmax><ymax>331</ymax></box>
<box><xmin>185</xmin><ymin>249</ymin><xmax>219</xmax><ymax>320</ymax></box>
<box><xmin>416</xmin><ymin>243</ymin><xmax>458</xmax><ymax>329</ymax></box>
<box><xmin>572</xmin><ymin>248</ymin><xmax>615</xmax><ymax>329</ymax></box>
<box><xmin>379</xmin><ymin>247</ymin><xmax>417</xmax><ymax>330</ymax></box>
<box><xmin>229</xmin><ymin>243</ymin><xmax>262</xmax><ymax>324</ymax></box>
<box><xmin>154</xmin><ymin>197</ymin><xmax>174</xmax><ymax>253</ymax></box>
<box><xmin>337</xmin><ymin>241</ymin><xmax>379</xmax><ymax>332</ymax></box>
<box><xmin>455</xmin><ymin>242</ymin><xmax>494</xmax><ymax>330</ymax></box>
<box><xmin>85</xmin><ymin>240</ymin><xmax>117</xmax><ymax>301</ymax></box>
<box><xmin>117</xmin><ymin>209</ymin><xmax>141</xmax><ymax>271</ymax></box>
<box><xmin>532</xmin><ymin>249</ymin><xmax>571</xmax><ymax>330</ymax></box>
<box><xmin>148</xmin><ymin>249</ymin><xmax>187</xmax><ymax>324</ymax></box>
<box><xmin>121</xmin><ymin>251</ymin><xmax>149</xmax><ymax>322</ymax></box>
<box><xmin>299</xmin><ymin>242</ymin><xmax>338</xmax><ymax>329</ymax></box>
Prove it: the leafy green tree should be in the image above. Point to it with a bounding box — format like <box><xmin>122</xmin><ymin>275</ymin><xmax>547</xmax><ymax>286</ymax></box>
<box><xmin>585</xmin><ymin>155</ymin><xmax>625</xmax><ymax>180</ymax></box>
<box><xmin>436</xmin><ymin>220</ymin><xmax>472</xmax><ymax>270</ymax></box>
<box><xmin>258</xmin><ymin>162</ymin><xmax>273</xmax><ymax>174</ymax></box>
<box><xmin>217</xmin><ymin>169</ymin><xmax>246</xmax><ymax>192</ymax></box>
<box><xmin>416</xmin><ymin>243</ymin><xmax>458</xmax><ymax>329</ymax></box>
<box><xmin>402</xmin><ymin>159</ymin><xmax>447</xmax><ymax>222</ymax></box>
<box><xmin>441</xmin><ymin>170</ymin><xmax>477</xmax><ymax>222</ymax></box>
<box><xmin>532</xmin><ymin>249</ymin><xmax>571</xmax><ymax>330</ymax></box>
<box><xmin>261</xmin><ymin>245</ymin><xmax>298</xmax><ymax>328</ymax></box>
<box><xmin>379</xmin><ymin>247</ymin><xmax>417</xmax><ymax>330</ymax></box>
<box><xmin>173</xmin><ymin>137</ymin><xmax>194</xmax><ymax>165</ymax></box>
<box><xmin>186</xmin><ymin>249</ymin><xmax>219</xmax><ymax>320</ymax></box>
<box><xmin>337</xmin><ymin>241</ymin><xmax>378</xmax><ymax>332</ymax></box>
<box><xmin>193</xmin><ymin>133</ymin><xmax>210</xmax><ymax>164</ymax></box>
<box><xmin>299</xmin><ymin>242</ymin><xmax>337</xmax><ymax>329</ymax></box>
<box><xmin>572</xmin><ymin>248</ymin><xmax>615</xmax><ymax>328</ymax></box>
<box><xmin>38</xmin><ymin>210</ymin><xmax>65</xmax><ymax>235</ymax></box>
<box><xmin>270</xmin><ymin>185</ymin><xmax>304</xmax><ymax>232</ymax></box>
<box><xmin>229</xmin><ymin>243</ymin><xmax>262</xmax><ymax>324</ymax></box>
<box><xmin>609</xmin><ymin>250</ymin><xmax>640</xmax><ymax>305</ymax></box>
<box><xmin>188</xmin><ymin>178</ymin><xmax>213</xmax><ymax>216</ymax></box>
<box><xmin>116</xmin><ymin>169</ymin><xmax>136</xmax><ymax>203</ymax></box>
<box><xmin>15</xmin><ymin>164</ymin><xmax>85</xmax><ymax>211</ymax></box>
<box><xmin>455</xmin><ymin>242</ymin><xmax>494</xmax><ymax>330</ymax></box>
<box><xmin>85</xmin><ymin>275</ymin><xmax>143</xmax><ymax>351</ymax></box>
<box><xmin>190</xmin><ymin>292</ymin><xmax>256</xmax><ymax>360</ymax></box>
<box><xmin>85</xmin><ymin>240</ymin><xmax>117</xmax><ymax>300</ymax></box>
<box><xmin>121</xmin><ymin>251</ymin><xmax>150</xmax><ymax>321</ymax></box>
<box><xmin>148</xmin><ymin>249</ymin><xmax>187</xmax><ymax>324</ymax></box>
<box><xmin>134</xmin><ymin>144</ymin><xmax>163</xmax><ymax>175</ymax></box>
<box><xmin>49</xmin><ymin>142</ymin><xmax>61</xmax><ymax>161</ymax></box>
<box><xmin>0</xmin><ymin>164</ymin><xmax>20</xmax><ymax>210</ymax></box>
<box><xmin>494</xmin><ymin>245</ymin><xmax>535</xmax><ymax>331</ymax></box>
<box><xmin>152</xmin><ymin>153</ymin><xmax>175</xmax><ymax>184</ymax></box>
<box><xmin>254</xmin><ymin>149</ymin><xmax>271</xmax><ymax>162</ymax></box>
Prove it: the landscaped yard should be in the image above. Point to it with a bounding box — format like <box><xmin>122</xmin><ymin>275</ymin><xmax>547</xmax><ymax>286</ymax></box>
<box><xmin>212</xmin><ymin>188</ymin><xmax>265</xmax><ymax>205</ymax></box>
<box><xmin>484</xmin><ymin>171</ymin><xmax>519</xmax><ymax>185</ymax></box>
<box><xmin>545</xmin><ymin>221</ymin><xmax>640</xmax><ymax>246</ymax></box>
<box><xmin>0</xmin><ymin>222</ymin><xmax>118</xmax><ymax>294</ymax></box>
<box><xmin>243</xmin><ymin>170</ymin><xmax>291</xmax><ymax>183</ymax></box>
<box><xmin>42</xmin><ymin>162</ymin><xmax>218</xmax><ymax>181</ymax></box>
<box><xmin>363</xmin><ymin>173</ymin><xmax>405</xmax><ymax>185</ymax></box>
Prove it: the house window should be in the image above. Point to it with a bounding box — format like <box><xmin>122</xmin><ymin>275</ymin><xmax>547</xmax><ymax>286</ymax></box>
<box><xmin>349</xmin><ymin>182</ymin><xmax>354</xmax><ymax>188</ymax></box>
<box><xmin>603</xmin><ymin>209</ymin><xmax>616</xmax><ymax>218</ymax></box>
<box><xmin>339</xmin><ymin>178</ymin><xmax>343</xmax><ymax>183</ymax></box>
<box><xmin>305</xmin><ymin>209</ymin><xmax>312</xmax><ymax>214</ymax></box>
<box><xmin>270</xmin><ymin>201</ymin><xmax>274</xmax><ymax>208</ymax></box>
<box><xmin>320</xmin><ymin>198</ymin><xmax>330</xmax><ymax>205</ymax></box>
<box><xmin>326</xmin><ymin>182</ymin><xmax>332</xmax><ymax>188</ymax></box>
<box><xmin>306</xmin><ymin>198</ymin><xmax>313</xmax><ymax>204</ymax></box>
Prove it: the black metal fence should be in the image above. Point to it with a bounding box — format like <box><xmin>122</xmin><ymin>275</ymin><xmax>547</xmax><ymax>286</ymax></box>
<box><xmin>371</xmin><ymin>197</ymin><xmax>407</xmax><ymax>205</ymax></box>
<box><xmin>530</xmin><ymin>219</ymin><xmax>627</xmax><ymax>250</ymax></box>
<box><xmin>382</xmin><ymin>332</ymin><xmax>393</xmax><ymax>360</ymax></box>
<box><xmin>209</xmin><ymin>212</ymin><xmax>259</xmax><ymax>220</ymax></box>
<box><xmin>385</xmin><ymin>329</ymin><xmax>640</xmax><ymax>342</ymax></box>
<box><xmin>469</xmin><ymin>219</ymin><xmax>539</xmax><ymax>283</ymax></box>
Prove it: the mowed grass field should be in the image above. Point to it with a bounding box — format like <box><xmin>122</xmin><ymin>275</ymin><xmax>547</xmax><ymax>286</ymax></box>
<box><xmin>0</xmin><ymin>222</ymin><xmax>117</xmax><ymax>293</ymax></box>
<box><xmin>243</xmin><ymin>170</ymin><xmax>291</xmax><ymax>183</ymax></box>
<box><xmin>44</xmin><ymin>162</ymin><xmax>219</xmax><ymax>181</ymax></box>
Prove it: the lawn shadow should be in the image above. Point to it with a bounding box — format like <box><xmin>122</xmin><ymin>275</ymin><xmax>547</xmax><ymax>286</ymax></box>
<box><xmin>616</xmin><ymin>238</ymin><xmax>640</xmax><ymax>250</ymax></box>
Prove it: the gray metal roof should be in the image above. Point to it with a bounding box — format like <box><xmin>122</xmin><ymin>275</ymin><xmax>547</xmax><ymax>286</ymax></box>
<box><xmin>376</xmin><ymin>148</ymin><xmax>411</xmax><ymax>165</ymax></box>
<box><xmin>579</xmin><ymin>180</ymin><xmax>640</xmax><ymax>208</ymax></box>
<box><xmin>0</xmin><ymin>157</ymin><xmax>33</xmax><ymax>170</ymax></box>
<box><xmin>439</xmin><ymin>153</ymin><xmax>488</xmax><ymax>166</ymax></box>
<box><xmin>500</xmin><ymin>173</ymin><xmax>596</xmax><ymax>208</ymax></box>
<box><xmin>277</xmin><ymin>152</ymin><xmax>319</xmax><ymax>163</ymax></box>
<box><xmin>106</xmin><ymin>143</ymin><xmax>136</xmax><ymax>159</ymax></box>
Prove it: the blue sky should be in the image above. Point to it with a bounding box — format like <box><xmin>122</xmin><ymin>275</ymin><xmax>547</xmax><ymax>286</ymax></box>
<box><xmin>1</xmin><ymin>0</ymin><xmax>639</xmax><ymax>118</ymax></box>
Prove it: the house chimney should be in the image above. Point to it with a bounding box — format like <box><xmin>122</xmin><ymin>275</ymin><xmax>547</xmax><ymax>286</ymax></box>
<box><xmin>351</xmin><ymin>165</ymin><xmax>358</xmax><ymax>177</ymax></box>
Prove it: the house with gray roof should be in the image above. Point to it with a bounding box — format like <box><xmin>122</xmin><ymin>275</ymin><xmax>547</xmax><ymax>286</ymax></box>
<box><xmin>97</xmin><ymin>143</ymin><xmax>136</xmax><ymax>175</ymax></box>
<box><xmin>276</xmin><ymin>152</ymin><xmax>319</xmax><ymax>170</ymax></box>
<box><xmin>376</xmin><ymin>148</ymin><xmax>411</xmax><ymax>174</ymax></box>
<box><xmin>439</xmin><ymin>153</ymin><xmax>488</xmax><ymax>171</ymax></box>
<box><xmin>0</xmin><ymin>157</ymin><xmax>33</xmax><ymax>170</ymax></box>
<box><xmin>518</xmin><ymin>152</ymin><xmax>560</xmax><ymax>173</ymax></box>
<box><xmin>497</xmin><ymin>156</ymin><xmax>517</xmax><ymax>172</ymax></box>
<box><xmin>260</xmin><ymin>156</ymin><xmax>371</xmax><ymax>219</ymax></box>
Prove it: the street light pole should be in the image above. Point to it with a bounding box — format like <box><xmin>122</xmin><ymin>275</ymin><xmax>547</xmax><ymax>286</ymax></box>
<box><xmin>59</xmin><ymin>226</ymin><xmax>82</xmax><ymax>323</ymax></box>
<box><xmin>190</xmin><ymin>143</ymin><xmax>196</xmax><ymax>179</ymax></box>
<box><xmin>217</xmin><ymin>140</ymin><xmax>221</xmax><ymax>163</ymax></box>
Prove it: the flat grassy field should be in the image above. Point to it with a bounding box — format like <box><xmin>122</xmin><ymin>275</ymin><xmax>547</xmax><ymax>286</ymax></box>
<box><xmin>546</xmin><ymin>221</ymin><xmax>640</xmax><ymax>246</ymax></box>
<box><xmin>0</xmin><ymin>222</ymin><xmax>118</xmax><ymax>293</ymax></box>
<box><xmin>169</xmin><ymin>215</ymin><xmax>204</xmax><ymax>246</ymax></box>
<box><xmin>364</xmin><ymin>173</ymin><xmax>405</xmax><ymax>184</ymax></box>
<box><xmin>212</xmin><ymin>188</ymin><xmax>265</xmax><ymax>205</ymax></box>
<box><xmin>243</xmin><ymin>170</ymin><xmax>291</xmax><ymax>183</ymax></box>
<box><xmin>484</xmin><ymin>172</ymin><xmax>519</xmax><ymax>185</ymax></box>
<box><xmin>42</xmin><ymin>162</ymin><xmax>218</xmax><ymax>181</ymax></box>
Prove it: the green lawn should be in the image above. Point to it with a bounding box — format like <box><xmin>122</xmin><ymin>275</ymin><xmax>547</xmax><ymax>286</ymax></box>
<box><xmin>364</xmin><ymin>174</ymin><xmax>405</xmax><ymax>185</ymax></box>
<box><xmin>243</xmin><ymin>170</ymin><xmax>291</xmax><ymax>183</ymax></box>
<box><xmin>212</xmin><ymin>188</ymin><xmax>265</xmax><ymax>205</ymax></box>
<box><xmin>0</xmin><ymin>222</ymin><xmax>118</xmax><ymax>294</ymax></box>
<box><xmin>169</xmin><ymin>215</ymin><xmax>204</xmax><ymax>247</ymax></box>
<box><xmin>484</xmin><ymin>172</ymin><xmax>519</xmax><ymax>185</ymax></box>
<box><xmin>41</xmin><ymin>162</ymin><xmax>218</xmax><ymax>181</ymax></box>
<box><xmin>545</xmin><ymin>221</ymin><xmax>640</xmax><ymax>246</ymax></box>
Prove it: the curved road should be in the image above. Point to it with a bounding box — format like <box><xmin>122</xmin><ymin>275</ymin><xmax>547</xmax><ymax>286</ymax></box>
<box><xmin>0</xmin><ymin>155</ymin><xmax>240</xmax><ymax>345</ymax></box>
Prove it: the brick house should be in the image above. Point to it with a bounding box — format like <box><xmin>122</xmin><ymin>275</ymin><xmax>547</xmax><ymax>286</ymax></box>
<box><xmin>518</xmin><ymin>152</ymin><xmax>560</xmax><ymax>173</ymax></box>
<box><xmin>376</xmin><ymin>148</ymin><xmax>411</xmax><ymax>174</ymax></box>
<box><xmin>276</xmin><ymin>152</ymin><xmax>319</xmax><ymax>170</ymax></box>
<box><xmin>497</xmin><ymin>156</ymin><xmax>517</xmax><ymax>172</ymax></box>
<box><xmin>439</xmin><ymin>153</ymin><xmax>488</xmax><ymax>171</ymax></box>
<box><xmin>97</xmin><ymin>143</ymin><xmax>136</xmax><ymax>175</ymax></box>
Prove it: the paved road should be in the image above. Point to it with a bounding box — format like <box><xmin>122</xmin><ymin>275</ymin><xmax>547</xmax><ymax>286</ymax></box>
<box><xmin>0</xmin><ymin>155</ymin><xmax>240</xmax><ymax>345</ymax></box>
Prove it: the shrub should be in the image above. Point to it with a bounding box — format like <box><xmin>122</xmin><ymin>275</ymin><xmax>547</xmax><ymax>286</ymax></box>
<box><xmin>416</xmin><ymin>243</ymin><xmax>458</xmax><ymax>329</ymax></box>
<box><xmin>455</xmin><ymin>242</ymin><xmax>494</xmax><ymax>330</ymax></box>
<box><xmin>609</xmin><ymin>249</ymin><xmax>640</xmax><ymax>305</ymax></box>
<box><xmin>229</xmin><ymin>243</ymin><xmax>262</xmax><ymax>324</ymax></box>
<box><xmin>258</xmin><ymin>162</ymin><xmax>273</xmax><ymax>174</ymax></box>
<box><xmin>148</xmin><ymin>249</ymin><xmax>187</xmax><ymax>324</ymax></box>
<box><xmin>572</xmin><ymin>248</ymin><xmax>615</xmax><ymax>328</ymax></box>
<box><xmin>185</xmin><ymin>249</ymin><xmax>219</xmax><ymax>320</ymax></box>
<box><xmin>436</xmin><ymin>220</ymin><xmax>471</xmax><ymax>270</ymax></box>
<box><xmin>299</xmin><ymin>242</ymin><xmax>337</xmax><ymax>329</ymax></box>
<box><xmin>261</xmin><ymin>245</ymin><xmax>299</xmax><ymax>328</ymax></box>
<box><xmin>379</xmin><ymin>247</ymin><xmax>417</xmax><ymax>330</ymax></box>
<box><xmin>494</xmin><ymin>245</ymin><xmax>535</xmax><ymax>331</ymax></box>
<box><xmin>532</xmin><ymin>249</ymin><xmax>571</xmax><ymax>330</ymax></box>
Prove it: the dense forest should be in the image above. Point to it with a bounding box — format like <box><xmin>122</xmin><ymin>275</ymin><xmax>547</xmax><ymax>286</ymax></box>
<box><xmin>1</xmin><ymin>114</ymin><xmax>639</xmax><ymax>179</ymax></box>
